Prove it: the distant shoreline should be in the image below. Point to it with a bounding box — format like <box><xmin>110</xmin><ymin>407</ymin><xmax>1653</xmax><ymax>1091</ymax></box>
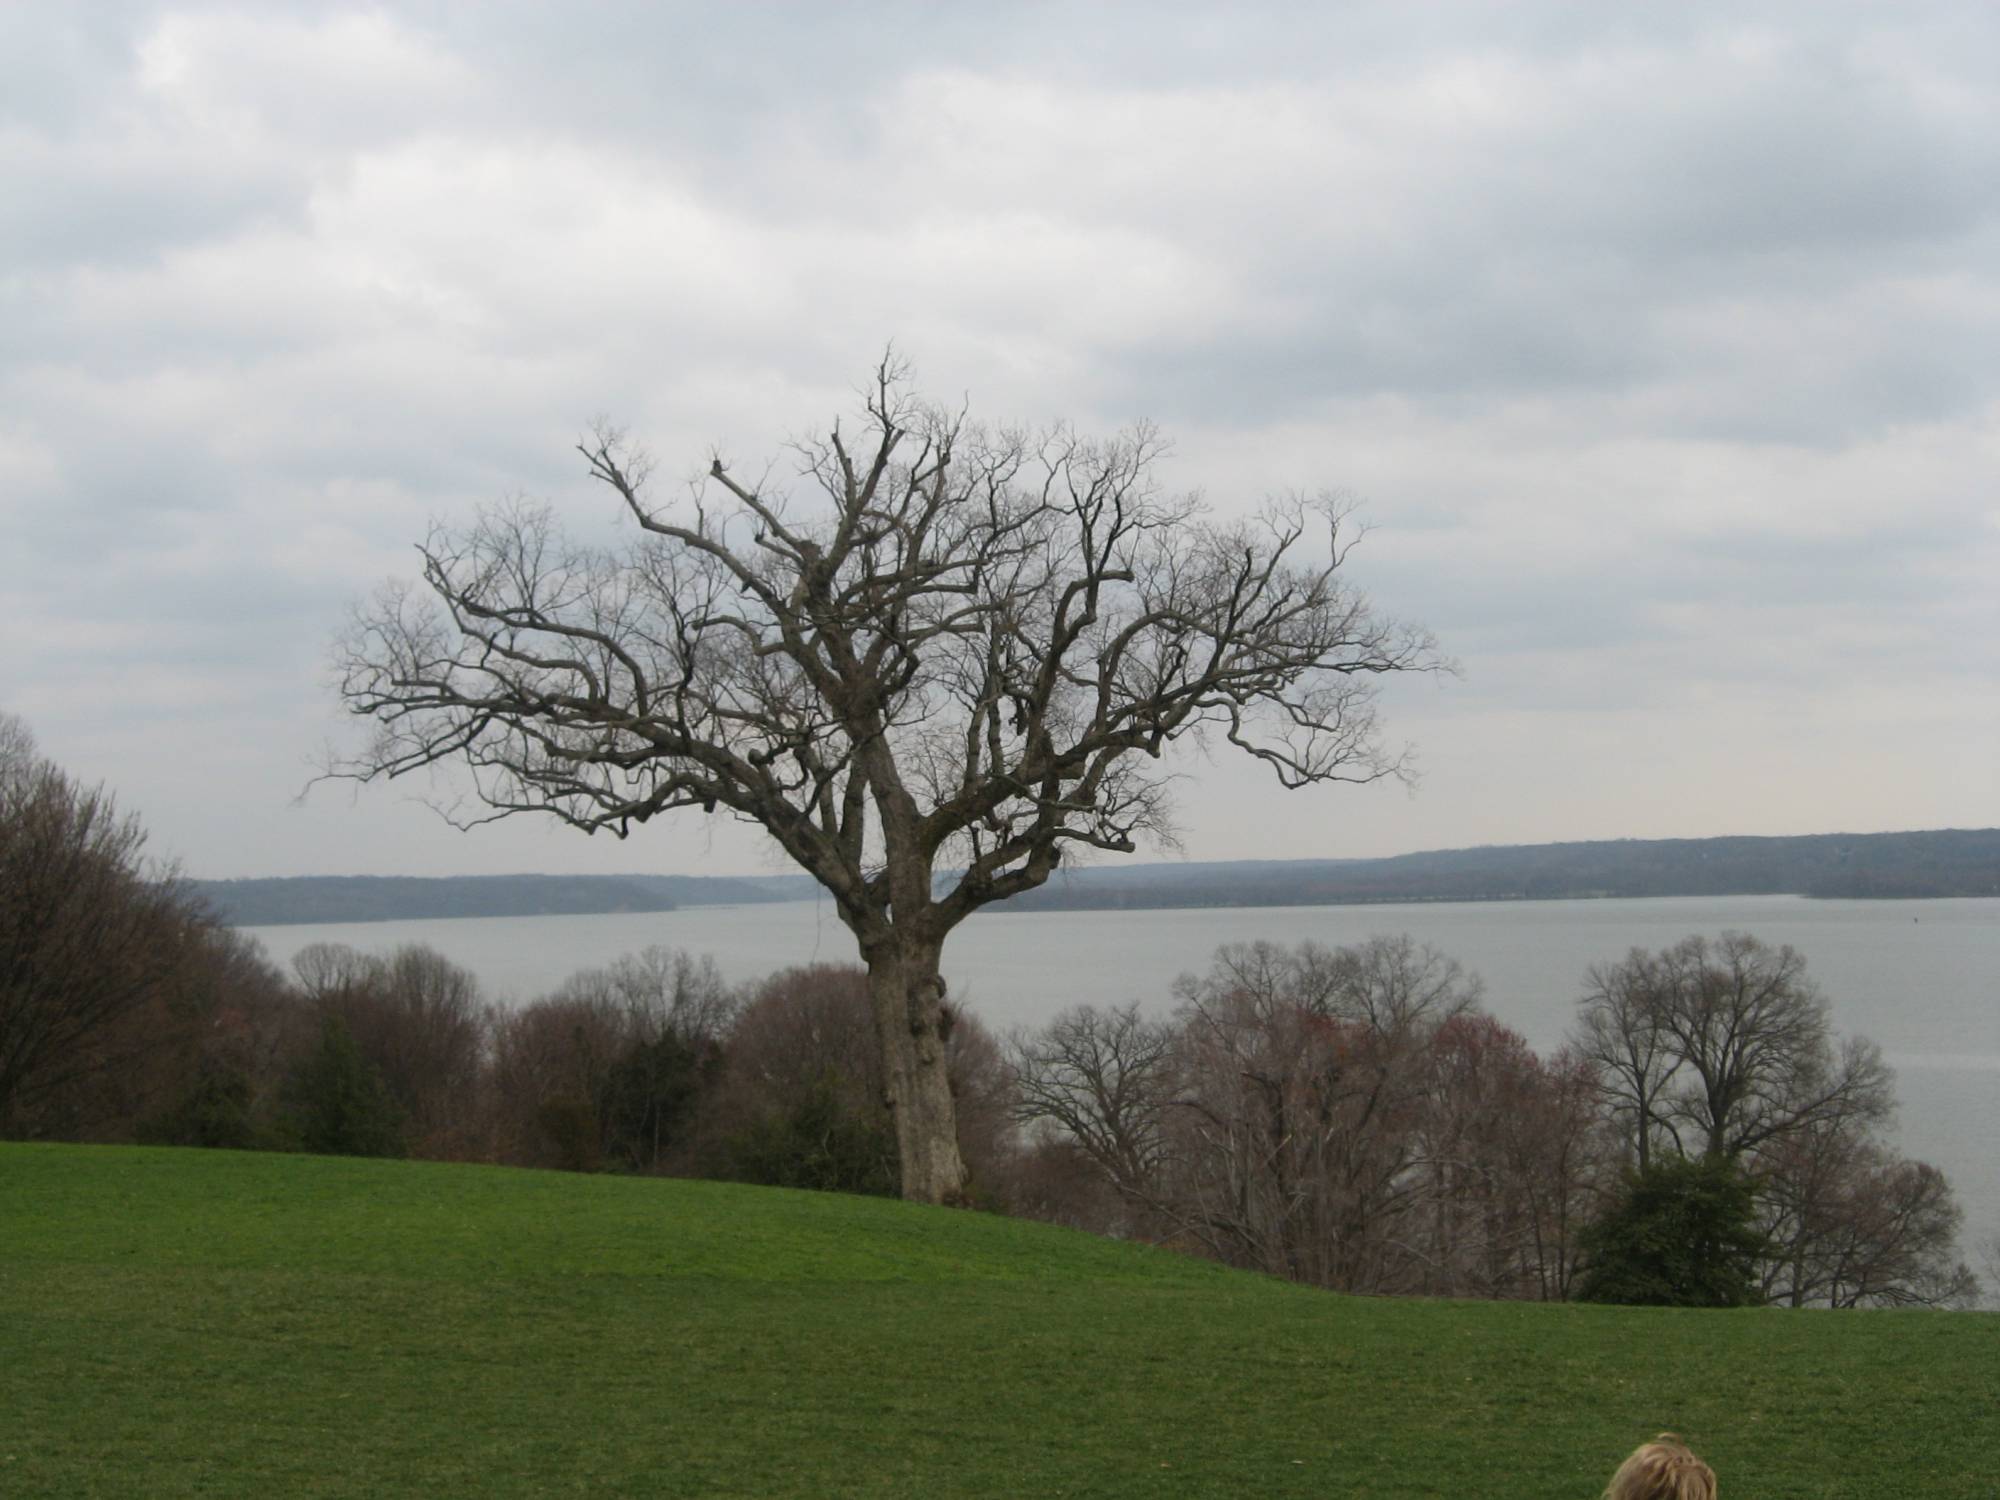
<box><xmin>201</xmin><ymin>828</ymin><xmax>2000</xmax><ymax>926</ymax></box>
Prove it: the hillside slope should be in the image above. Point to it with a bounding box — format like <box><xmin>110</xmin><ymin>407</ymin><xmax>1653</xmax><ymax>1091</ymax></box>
<box><xmin>1003</xmin><ymin>827</ymin><xmax>2000</xmax><ymax>909</ymax></box>
<box><xmin>2</xmin><ymin>1146</ymin><xmax>1992</xmax><ymax>1498</ymax></box>
<box><xmin>199</xmin><ymin>829</ymin><xmax>2000</xmax><ymax>927</ymax></box>
<box><xmin>192</xmin><ymin>872</ymin><xmax>800</xmax><ymax>926</ymax></box>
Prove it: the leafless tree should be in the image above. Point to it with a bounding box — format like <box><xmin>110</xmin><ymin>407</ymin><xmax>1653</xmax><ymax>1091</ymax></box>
<box><xmin>999</xmin><ymin>1133</ymin><xmax>1138</xmax><ymax>1235</ymax></box>
<box><xmin>1569</xmin><ymin>932</ymin><xmax>1970</xmax><ymax>1308</ymax></box>
<box><xmin>489</xmin><ymin>990</ymin><xmax>629</xmax><ymax>1170</ymax></box>
<box><xmin>1007</xmin><ymin>1002</ymin><xmax>1177</xmax><ymax>1206</ymax></box>
<box><xmin>711</xmin><ymin>962</ymin><xmax>901</xmax><ymax>1192</ymax></box>
<box><xmin>534</xmin><ymin>948</ymin><xmax>735</xmax><ymax>1173</ymax></box>
<box><xmin>1501</xmin><ymin>1045</ymin><xmax>1615</xmax><ymax>1301</ymax></box>
<box><xmin>0</xmin><ymin>712</ymin><xmax>35</xmax><ymax>781</ymax></box>
<box><xmin>332</xmin><ymin>359</ymin><xmax>1444</xmax><ymax>1201</ymax></box>
<box><xmin>65</xmin><ymin>921</ymin><xmax>299</xmax><ymax>1146</ymax></box>
<box><xmin>1158</xmin><ymin>937</ymin><xmax>1481</xmax><ymax>1291</ymax></box>
<box><xmin>1571</xmin><ymin>948</ymin><xmax>1683</xmax><ymax>1172</ymax></box>
<box><xmin>1651</xmin><ymin>934</ymin><xmax>1893</xmax><ymax>1161</ymax></box>
<box><xmin>1411</xmin><ymin>1015</ymin><xmax>1616</xmax><ymax>1300</ymax></box>
<box><xmin>1571</xmin><ymin>934</ymin><xmax>1893</xmax><ymax>1167</ymax></box>
<box><xmin>589</xmin><ymin>946</ymin><xmax>737</xmax><ymax>1046</ymax></box>
<box><xmin>157</xmin><ymin>926</ymin><xmax>299</xmax><ymax>1134</ymax></box>
<box><xmin>292</xmin><ymin>943</ymin><xmax>491</xmax><ymax>1157</ymax></box>
<box><xmin>1008</xmin><ymin>937</ymin><xmax>1623</xmax><ymax>1297</ymax></box>
<box><xmin>1825</xmin><ymin>1157</ymin><xmax>1976</xmax><ymax>1308</ymax></box>
<box><xmin>721</xmin><ymin>964</ymin><xmax>884</xmax><ymax>1112</ymax></box>
<box><xmin>1</xmin><ymin>716</ymin><xmax>293</xmax><ymax>1142</ymax></box>
<box><xmin>0</xmin><ymin>731</ymin><xmax>208</xmax><ymax>1134</ymax></box>
<box><xmin>938</xmin><ymin>1004</ymin><xmax>1019</xmax><ymax>1199</ymax></box>
<box><xmin>1756</xmin><ymin>1120</ymin><xmax>1976</xmax><ymax>1308</ymax></box>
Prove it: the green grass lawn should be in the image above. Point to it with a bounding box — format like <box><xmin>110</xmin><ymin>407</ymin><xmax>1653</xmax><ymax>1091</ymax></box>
<box><xmin>2</xmin><ymin>1145</ymin><xmax>1993</xmax><ymax>1497</ymax></box>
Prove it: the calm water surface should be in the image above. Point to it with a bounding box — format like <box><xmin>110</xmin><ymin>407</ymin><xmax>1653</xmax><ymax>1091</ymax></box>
<box><xmin>247</xmin><ymin>894</ymin><xmax>1999</xmax><ymax>1246</ymax></box>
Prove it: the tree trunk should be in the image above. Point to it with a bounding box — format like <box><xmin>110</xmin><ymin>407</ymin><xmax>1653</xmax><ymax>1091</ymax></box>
<box><xmin>865</xmin><ymin>937</ymin><xmax>967</xmax><ymax>1205</ymax></box>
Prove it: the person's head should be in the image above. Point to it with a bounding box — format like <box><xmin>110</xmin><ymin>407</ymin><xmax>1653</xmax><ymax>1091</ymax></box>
<box><xmin>1603</xmin><ymin>1434</ymin><xmax>1716</xmax><ymax>1500</ymax></box>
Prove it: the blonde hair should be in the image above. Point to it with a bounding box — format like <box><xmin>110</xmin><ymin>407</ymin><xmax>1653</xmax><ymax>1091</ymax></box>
<box><xmin>1604</xmin><ymin>1434</ymin><xmax>1716</xmax><ymax>1500</ymax></box>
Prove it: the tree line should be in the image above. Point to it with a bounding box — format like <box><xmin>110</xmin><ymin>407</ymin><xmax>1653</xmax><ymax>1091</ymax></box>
<box><xmin>1012</xmin><ymin>934</ymin><xmax>1979</xmax><ymax>1308</ymax></box>
<box><xmin>0</xmin><ymin>714</ymin><xmax>1009</xmax><ymax>1188</ymax></box>
<box><xmin>3</xmin><ymin>711</ymin><xmax>1983</xmax><ymax>1306</ymax></box>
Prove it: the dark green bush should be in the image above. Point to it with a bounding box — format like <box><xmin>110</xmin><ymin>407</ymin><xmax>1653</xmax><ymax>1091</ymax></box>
<box><xmin>140</xmin><ymin>1065</ymin><xmax>261</xmax><ymax>1151</ymax></box>
<box><xmin>726</xmin><ymin>1072</ymin><xmax>899</xmax><ymax>1197</ymax></box>
<box><xmin>600</xmin><ymin>1032</ymin><xmax>710</xmax><ymax>1172</ymax></box>
<box><xmin>1578</xmin><ymin>1155</ymin><xmax>1767</xmax><ymax>1307</ymax></box>
<box><xmin>285</xmin><ymin>1015</ymin><xmax>407</xmax><ymax>1159</ymax></box>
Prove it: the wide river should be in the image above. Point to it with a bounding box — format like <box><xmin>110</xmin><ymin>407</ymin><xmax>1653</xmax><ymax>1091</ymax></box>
<box><xmin>246</xmin><ymin>893</ymin><xmax>1999</xmax><ymax>1251</ymax></box>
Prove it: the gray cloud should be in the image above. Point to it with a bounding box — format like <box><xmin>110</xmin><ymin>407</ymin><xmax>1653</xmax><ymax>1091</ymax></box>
<box><xmin>2</xmin><ymin>2</ymin><xmax>1995</xmax><ymax>879</ymax></box>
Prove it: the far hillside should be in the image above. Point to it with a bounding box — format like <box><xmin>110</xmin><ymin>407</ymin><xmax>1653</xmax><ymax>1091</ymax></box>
<box><xmin>195</xmin><ymin>872</ymin><xmax>802</xmax><ymax>926</ymax></box>
<box><xmin>1004</xmin><ymin>827</ymin><xmax>2000</xmax><ymax>910</ymax></box>
<box><xmin>197</xmin><ymin>828</ymin><xmax>2000</xmax><ymax>926</ymax></box>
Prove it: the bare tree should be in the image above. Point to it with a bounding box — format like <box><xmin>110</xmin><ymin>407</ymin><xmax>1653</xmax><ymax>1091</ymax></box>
<box><xmin>1412</xmin><ymin>1015</ymin><xmax>1614</xmax><ymax>1300</ymax></box>
<box><xmin>713</xmin><ymin>963</ymin><xmax>898</xmax><ymax>1194</ymax></box>
<box><xmin>1570</xmin><ymin>934</ymin><xmax>1893</xmax><ymax>1167</ymax></box>
<box><xmin>1008</xmin><ymin>1002</ymin><xmax>1177</xmax><ymax>1206</ymax></box>
<box><xmin>1010</xmin><ymin>937</ymin><xmax>1617</xmax><ymax>1298</ymax></box>
<box><xmin>332</xmin><ymin>360</ymin><xmax>1444</xmax><ymax>1201</ymax></box>
<box><xmin>1158</xmin><ymin>937</ymin><xmax>1480</xmax><ymax>1291</ymax></box>
<box><xmin>1571</xmin><ymin>948</ymin><xmax>1682</xmax><ymax>1172</ymax></box>
<box><xmin>1500</xmin><ymin>1044</ymin><xmax>1615</xmax><ymax>1301</ymax></box>
<box><xmin>1649</xmin><ymin>934</ymin><xmax>1893</xmax><ymax>1162</ymax></box>
<box><xmin>0</xmin><ymin>712</ymin><xmax>35</xmax><ymax>782</ymax></box>
<box><xmin>593</xmin><ymin>947</ymin><xmax>737</xmax><ymax>1047</ymax></box>
<box><xmin>489</xmin><ymin>990</ymin><xmax>628</xmax><ymax>1170</ymax></box>
<box><xmin>291</xmin><ymin>943</ymin><xmax>491</xmax><ymax>1157</ymax></box>
<box><xmin>1758</xmin><ymin>1121</ymin><xmax>1976</xmax><ymax>1308</ymax></box>
<box><xmin>938</xmin><ymin>1005</ymin><xmax>1019</xmax><ymax>1199</ymax></box>
<box><xmin>1979</xmin><ymin>1232</ymin><xmax>2000</xmax><ymax>1308</ymax></box>
<box><xmin>0</xmin><ymin>737</ymin><xmax>208</xmax><ymax>1133</ymax></box>
<box><xmin>1568</xmin><ymin>932</ymin><xmax>1968</xmax><ymax>1308</ymax></box>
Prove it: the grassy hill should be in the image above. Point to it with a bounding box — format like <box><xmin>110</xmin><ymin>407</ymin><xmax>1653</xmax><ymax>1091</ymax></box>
<box><xmin>2</xmin><ymin>1146</ymin><xmax>1991</xmax><ymax>1497</ymax></box>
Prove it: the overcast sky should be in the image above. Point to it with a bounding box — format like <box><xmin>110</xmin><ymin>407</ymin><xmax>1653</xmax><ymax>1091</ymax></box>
<box><xmin>3</xmin><ymin>2</ymin><xmax>1996</xmax><ymax>881</ymax></box>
